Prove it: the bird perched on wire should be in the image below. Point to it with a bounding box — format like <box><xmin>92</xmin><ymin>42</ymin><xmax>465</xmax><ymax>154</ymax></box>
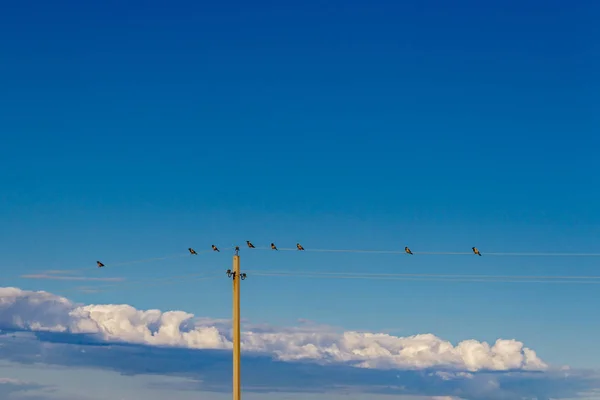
<box><xmin>472</xmin><ymin>247</ymin><xmax>481</xmax><ymax>256</ymax></box>
<box><xmin>271</xmin><ymin>243</ymin><xmax>278</xmax><ymax>250</ymax></box>
<box><xmin>96</xmin><ymin>261</ymin><xmax>104</xmax><ymax>268</ymax></box>
<box><xmin>297</xmin><ymin>243</ymin><xmax>304</xmax><ymax>251</ymax></box>
<box><xmin>212</xmin><ymin>245</ymin><xmax>220</xmax><ymax>252</ymax></box>
<box><xmin>188</xmin><ymin>248</ymin><xmax>197</xmax><ymax>255</ymax></box>
<box><xmin>246</xmin><ymin>241</ymin><xmax>255</xmax><ymax>248</ymax></box>
<box><xmin>405</xmin><ymin>246</ymin><xmax>413</xmax><ymax>255</ymax></box>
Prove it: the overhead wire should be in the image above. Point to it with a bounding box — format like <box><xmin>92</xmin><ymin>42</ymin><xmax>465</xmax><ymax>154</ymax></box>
<box><xmin>5</xmin><ymin>247</ymin><xmax>237</xmax><ymax>282</ymax></box>
<box><xmin>9</xmin><ymin>243</ymin><xmax>600</xmax><ymax>277</ymax></box>
<box><xmin>8</xmin><ymin>243</ymin><xmax>600</xmax><ymax>292</ymax></box>
<box><xmin>91</xmin><ymin>247</ymin><xmax>235</xmax><ymax>270</ymax></box>
<box><xmin>74</xmin><ymin>268</ymin><xmax>600</xmax><ymax>294</ymax></box>
<box><xmin>13</xmin><ymin>260</ymin><xmax>600</xmax><ymax>303</ymax></box>
<box><xmin>20</xmin><ymin>268</ymin><xmax>600</xmax><ymax>303</ymax></box>
<box><xmin>21</xmin><ymin>245</ymin><xmax>600</xmax><ymax>277</ymax></box>
<box><xmin>55</xmin><ymin>269</ymin><xmax>600</xmax><ymax>291</ymax></box>
<box><xmin>26</xmin><ymin>252</ymin><xmax>193</xmax><ymax>275</ymax></box>
<box><xmin>56</xmin><ymin>272</ymin><xmax>225</xmax><ymax>295</ymax></box>
<box><xmin>21</xmin><ymin>248</ymin><xmax>234</xmax><ymax>277</ymax></box>
<box><xmin>244</xmin><ymin>270</ymin><xmax>600</xmax><ymax>280</ymax></box>
<box><xmin>249</xmin><ymin>271</ymin><xmax>600</xmax><ymax>284</ymax></box>
<box><xmin>250</xmin><ymin>247</ymin><xmax>600</xmax><ymax>256</ymax></box>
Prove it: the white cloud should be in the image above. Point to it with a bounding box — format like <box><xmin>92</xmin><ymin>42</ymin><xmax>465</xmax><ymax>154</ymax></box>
<box><xmin>0</xmin><ymin>287</ymin><xmax>547</xmax><ymax>372</ymax></box>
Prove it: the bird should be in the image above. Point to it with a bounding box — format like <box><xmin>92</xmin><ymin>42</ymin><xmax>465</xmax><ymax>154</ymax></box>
<box><xmin>271</xmin><ymin>243</ymin><xmax>278</xmax><ymax>250</ymax></box>
<box><xmin>472</xmin><ymin>247</ymin><xmax>481</xmax><ymax>256</ymax></box>
<box><xmin>212</xmin><ymin>245</ymin><xmax>220</xmax><ymax>252</ymax></box>
<box><xmin>297</xmin><ymin>243</ymin><xmax>305</xmax><ymax>251</ymax></box>
<box><xmin>246</xmin><ymin>241</ymin><xmax>255</xmax><ymax>248</ymax></box>
<box><xmin>405</xmin><ymin>246</ymin><xmax>413</xmax><ymax>255</ymax></box>
<box><xmin>188</xmin><ymin>248</ymin><xmax>197</xmax><ymax>255</ymax></box>
<box><xmin>96</xmin><ymin>261</ymin><xmax>104</xmax><ymax>268</ymax></box>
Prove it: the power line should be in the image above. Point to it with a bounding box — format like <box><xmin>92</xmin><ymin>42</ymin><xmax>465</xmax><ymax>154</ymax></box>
<box><xmin>248</xmin><ymin>271</ymin><xmax>600</xmax><ymax>284</ymax></box>
<box><xmin>252</xmin><ymin>247</ymin><xmax>600</xmax><ymax>256</ymax></box>
<box><xmin>245</xmin><ymin>270</ymin><xmax>600</xmax><ymax>280</ymax></box>
<box><xmin>9</xmin><ymin>244</ymin><xmax>600</xmax><ymax>286</ymax></box>
<box><xmin>53</xmin><ymin>273</ymin><xmax>224</xmax><ymax>295</ymax></box>
<box><xmin>61</xmin><ymin>270</ymin><xmax>600</xmax><ymax>292</ymax></box>
<box><xmin>19</xmin><ymin>248</ymin><xmax>230</xmax><ymax>276</ymax></box>
<box><xmin>88</xmin><ymin>246</ymin><xmax>600</xmax><ymax>273</ymax></box>
<box><xmin>24</xmin><ymin>252</ymin><xmax>193</xmax><ymax>275</ymax></box>
<box><xmin>35</xmin><ymin>245</ymin><xmax>600</xmax><ymax>275</ymax></box>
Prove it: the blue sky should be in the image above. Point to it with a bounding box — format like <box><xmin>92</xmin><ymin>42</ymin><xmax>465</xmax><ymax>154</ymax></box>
<box><xmin>0</xmin><ymin>0</ymin><xmax>598</xmax><ymax>398</ymax></box>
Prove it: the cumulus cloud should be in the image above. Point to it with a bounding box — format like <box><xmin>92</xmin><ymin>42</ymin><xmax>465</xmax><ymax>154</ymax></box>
<box><xmin>0</xmin><ymin>335</ymin><xmax>596</xmax><ymax>400</ymax></box>
<box><xmin>0</xmin><ymin>286</ymin><xmax>546</xmax><ymax>373</ymax></box>
<box><xmin>0</xmin><ymin>323</ymin><xmax>599</xmax><ymax>398</ymax></box>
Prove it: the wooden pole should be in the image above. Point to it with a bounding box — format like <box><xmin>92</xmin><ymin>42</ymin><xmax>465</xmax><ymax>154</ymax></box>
<box><xmin>232</xmin><ymin>252</ymin><xmax>241</xmax><ymax>400</ymax></box>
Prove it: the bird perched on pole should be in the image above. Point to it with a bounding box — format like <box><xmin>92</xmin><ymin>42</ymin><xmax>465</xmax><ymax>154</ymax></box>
<box><xmin>96</xmin><ymin>261</ymin><xmax>105</xmax><ymax>268</ymax></box>
<box><xmin>271</xmin><ymin>243</ymin><xmax>278</xmax><ymax>250</ymax></box>
<box><xmin>472</xmin><ymin>247</ymin><xmax>481</xmax><ymax>256</ymax></box>
<box><xmin>246</xmin><ymin>241</ymin><xmax>255</xmax><ymax>248</ymax></box>
<box><xmin>212</xmin><ymin>245</ymin><xmax>220</xmax><ymax>252</ymax></box>
<box><xmin>297</xmin><ymin>243</ymin><xmax>304</xmax><ymax>251</ymax></box>
<box><xmin>405</xmin><ymin>246</ymin><xmax>413</xmax><ymax>255</ymax></box>
<box><xmin>188</xmin><ymin>248</ymin><xmax>197</xmax><ymax>255</ymax></box>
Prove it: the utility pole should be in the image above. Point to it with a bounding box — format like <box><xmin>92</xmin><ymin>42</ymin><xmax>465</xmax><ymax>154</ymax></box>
<box><xmin>227</xmin><ymin>247</ymin><xmax>246</xmax><ymax>400</ymax></box>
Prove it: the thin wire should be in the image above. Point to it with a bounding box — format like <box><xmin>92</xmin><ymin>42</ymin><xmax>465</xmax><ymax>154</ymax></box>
<box><xmin>248</xmin><ymin>247</ymin><xmax>600</xmax><ymax>256</ymax></box>
<box><xmin>16</xmin><ymin>247</ymin><xmax>236</xmax><ymax>278</ymax></box>
<box><xmin>245</xmin><ymin>270</ymin><xmax>600</xmax><ymax>280</ymax></box>
<box><xmin>61</xmin><ymin>273</ymin><xmax>225</xmax><ymax>294</ymax></box>
<box><xmin>28</xmin><ymin>252</ymin><xmax>192</xmax><ymax>275</ymax></box>
<box><xmin>107</xmin><ymin>253</ymin><xmax>190</xmax><ymax>266</ymax></box>
<box><xmin>250</xmin><ymin>272</ymin><xmax>600</xmax><ymax>285</ymax></box>
<box><xmin>478</xmin><ymin>252</ymin><xmax>600</xmax><ymax>257</ymax></box>
<box><xmin>101</xmin><ymin>247</ymin><xmax>235</xmax><ymax>268</ymax></box>
<box><xmin>30</xmin><ymin>268</ymin><xmax>600</xmax><ymax>298</ymax></box>
<box><xmin>13</xmin><ymin>244</ymin><xmax>600</xmax><ymax>279</ymax></box>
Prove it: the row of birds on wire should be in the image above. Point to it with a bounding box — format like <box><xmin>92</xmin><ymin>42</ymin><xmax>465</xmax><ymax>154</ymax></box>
<box><xmin>95</xmin><ymin>243</ymin><xmax>482</xmax><ymax>268</ymax></box>
<box><xmin>195</xmin><ymin>242</ymin><xmax>482</xmax><ymax>255</ymax></box>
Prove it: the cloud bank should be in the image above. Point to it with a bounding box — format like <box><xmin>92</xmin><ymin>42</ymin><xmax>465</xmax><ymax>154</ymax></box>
<box><xmin>1</xmin><ymin>286</ymin><xmax>600</xmax><ymax>399</ymax></box>
<box><xmin>0</xmin><ymin>287</ymin><xmax>546</xmax><ymax>373</ymax></box>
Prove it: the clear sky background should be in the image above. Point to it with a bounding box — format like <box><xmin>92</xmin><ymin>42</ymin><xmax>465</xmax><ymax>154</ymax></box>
<box><xmin>1</xmin><ymin>0</ymin><xmax>599</xmax><ymax>399</ymax></box>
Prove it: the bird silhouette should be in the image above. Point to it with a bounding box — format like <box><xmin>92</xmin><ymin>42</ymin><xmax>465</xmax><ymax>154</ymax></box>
<box><xmin>472</xmin><ymin>247</ymin><xmax>481</xmax><ymax>256</ymax></box>
<box><xmin>405</xmin><ymin>246</ymin><xmax>413</xmax><ymax>255</ymax></box>
<box><xmin>212</xmin><ymin>245</ymin><xmax>220</xmax><ymax>252</ymax></box>
<box><xmin>96</xmin><ymin>261</ymin><xmax>104</xmax><ymax>268</ymax></box>
<box><xmin>271</xmin><ymin>243</ymin><xmax>278</xmax><ymax>250</ymax></box>
<box><xmin>297</xmin><ymin>243</ymin><xmax>305</xmax><ymax>251</ymax></box>
<box><xmin>246</xmin><ymin>241</ymin><xmax>255</xmax><ymax>248</ymax></box>
<box><xmin>188</xmin><ymin>248</ymin><xmax>197</xmax><ymax>255</ymax></box>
